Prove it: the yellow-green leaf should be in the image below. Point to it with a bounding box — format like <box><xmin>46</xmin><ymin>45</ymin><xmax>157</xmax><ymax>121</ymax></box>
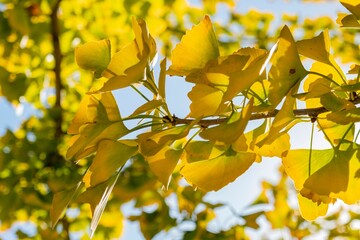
<box><xmin>86</xmin><ymin>140</ymin><xmax>138</xmax><ymax>187</ymax></box>
<box><xmin>75</xmin><ymin>39</ymin><xmax>111</xmax><ymax>78</ymax></box>
<box><xmin>144</xmin><ymin>145</ymin><xmax>182</xmax><ymax>188</ymax></box>
<box><xmin>51</xmin><ymin>182</ymin><xmax>83</xmax><ymax>228</ymax></box>
<box><xmin>327</xmin><ymin>108</ymin><xmax>360</xmax><ymax>124</ymax></box>
<box><xmin>77</xmin><ymin>173</ymin><xmax>120</xmax><ymax>238</ymax></box>
<box><xmin>130</xmin><ymin>99</ymin><xmax>164</xmax><ymax>117</ymax></box>
<box><xmin>199</xmin><ymin>98</ymin><xmax>253</xmax><ymax>144</ymax></box>
<box><xmin>181</xmin><ymin>147</ymin><xmax>256</xmax><ymax>191</ymax></box>
<box><xmin>268</xmin><ymin>25</ymin><xmax>307</xmax><ymax>108</ymax></box>
<box><xmin>184</xmin><ymin>141</ymin><xmax>226</xmax><ymax>163</ymax></box>
<box><xmin>168</xmin><ymin>15</ymin><xmax>220</xmax><ymax>76</ymax></box>
<box><xmin>66</xmin><ymin>92</ymin><xmax>128</xmax><ymax>160</ymax></box>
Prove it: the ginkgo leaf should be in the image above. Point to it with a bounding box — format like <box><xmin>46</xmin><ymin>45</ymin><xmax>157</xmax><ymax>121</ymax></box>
<box><xmin>327</xmin><ymin>108</ymin><xmax>360</xmax><ymax>124</ymax></box>
<box><xmin>222</xmin><ymin>50</ymin><xmax>268</xmax><ymax>102</ymax></box>
<box><xmin>158</xmin><ymin>58</ymin><xmax>167</xmax><ymax>99</ymax></box>
<box><xmin>130</xmin><ymin>99</ymin><xmax>164</xmax><ymax>117</ymax></box>
<box><xmin>303</xmin><ymin>62</ymin><xmax>346</xmax><ymax>109</ymax></box>
<box><xmin>168</xmin><ymin>15</ymin><xmax>220</xmax><ymax>76</ymax></box>
<box><xmin>86</xmin><ymin>140</ymin><xmax>138</xmax><ymax>187</ymax></box>
<box><xmin>181</xmin><ymin>147</ymin><xmax>256</xmax><ymax>191</ymax></box>
<box><xmin>75</xmin><ymin>39</ymin><xmax>111</xmax><ymax>78</ymax></box>
<box><xmin>185</xmin><ymin>54</ymin><xmax>249</xmax><ymax>85</ymax></box>
<box><xmin>297</xmin><ymin>194</ymin><xmax>328</xmax><ymax>221</ymax></box>
<box><xmin>282</xmin><ymin>145</ymin><xmax>360</xmax><ymax>208</ymax></box>
<box><xmin>268</xmin><ymin>25</ymin><xmax>307</xmax><ymax>108</ymax></box>
<box><xmin>138</xmin><ymin>124</ymin><xmax>194</xmax><ymax>157</ymax></box>
<box><xmin>347</xmin><ymin>64</ymin><xmax>360</xmax><ymax>74</ymax></box>
<box><xmin>336</xmin><ymin>13</ymin><xmax>360</xmax><ymax>28</ymax></box>
<box><xmin>187</xmin><ymin>84</ymin><xmax>227</xmax><ymax>118</ymax></box>
<box><xmin>77</xmin><ymin>172</ymin><xmax>120</xmax><ymax>238</ymax></box>
<box><xmin>340</xmin><ymin>0</ymin><xmax>360</xmax><ymax>19</ymax></box>
<box><xmin>93</xmin><ymin>17</ymin><xmax>155</xmax><ymax>92</ymax></box>
<box><xmin>51</xmin><ymin>182</ymin><xmax>83</xmax><ymax>228</ymax></box>
<box><xmin>296</xmin><ymin>30</ymin><xmax>332</xmax><ymax>65</ymax></box>
<box><xmin>199</xmin><ymin>98</ymin><xmax>253</xmax><ymax>144</ymax></box>
<box><xmin>66</xmin><ymin>92</ymin><xmax>129</xmax><ymax>160</ymax></box>
<box><xmin>317</xmin><ymin>113</ymin><xmax>354</xmax><ymax>145</ymax></box>
<box><xmin>144</xmin><ymin>145</ymin><xmax>182</xmax><ymax>188</ymax></box>
<box><xmin>184</xmin><ymin>141</ymin><xmax>226</xmax><ymax>163</ymax></box>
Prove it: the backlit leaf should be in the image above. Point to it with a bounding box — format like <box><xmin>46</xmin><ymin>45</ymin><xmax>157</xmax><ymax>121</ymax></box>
<box><xmin>96</xmin><ymin>18</ymin><xmax>155</xmax><ymax>92</ymax></box>
<box><xmin>296</xmin><ymin>30</ymin><xmax>332</xmax><ymax>65</ymax></box>
<box><xmin>168</xmin><ymin>15</ymin><xmax>220</xmax><ymax>76</ymax></box>
<box><xmin>181</xmin><ymin>147</ymin><xmax>256</xmax><ymax>191</ymax></box>
<box><xmin>327</xmin><ymin>108</ymin><xmax>360</xmax><ymax>125</ymax></box>
<box><xmin>340</xmin><ymin>0</ymin><xmax>360</xmax><ymax>19</ymax></box>
<box><xmin>75</xmin><ymin>39</ymin><xmax>111</xmax><ymax>78</ymax></box>
<box><xmin>199</xmin><ymin>98</ymin><xmax>253</xmax><ymax>144</ymax></box>
<box><xmin>297</xmin><ymin>194</ymin><xmax>328</xmax><ymax>221</ymax></box>
<box><xmin>86</xmin><ymin>140</ymin><xmax>138</xmax><ymax>187</ymax></box>
<box><xmin>130</xmin><ymin>99</ymin><xmax>165</xmax><ymax>117</ymax></box>
<box><xmin>268</xmin><ymin>25</ymin><xmax>307</xmax><ymax>108</ymax></box>
<box><xmin>51</xmin><ymin>182</ymin><xmax>83</xmax><ymax>228</ymax></box>
<box><xmin>144</xmin><ymin>145</ymin><xmax>182</xmax><ymax>188</ymax></box>
<box><xmin>187</xmin><ymin>84</ymin><xmax>227</xmax><ymax>118</ymax></box>
<box><xmin>77</xmin><ymin>172</ymin><xmax>121</xmax><ymax>238</ymax></box>
<box><xmin>184</xmin><ymin>141</ymin><xmax>226</xmax><ymax>163</ymax></box>
<box><xmin>66</xmin><ymin>92</ymin><xmax>129</xmax><ymax>160</ymax></box>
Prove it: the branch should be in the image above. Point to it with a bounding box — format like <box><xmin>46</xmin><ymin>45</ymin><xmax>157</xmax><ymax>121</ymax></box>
<box><xmin>51</xmin><ymin>0</ymin><xmax>63</xmax><ymax>138</ymax></box>
<box><xmin>166</xmin><ymin>96</ymin><xmax>360</xmax><ymax>127</ymax></box>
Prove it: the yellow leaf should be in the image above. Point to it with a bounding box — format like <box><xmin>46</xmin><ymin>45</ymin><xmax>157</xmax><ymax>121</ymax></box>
<box><xmin>75</xmin><ymin>39</ymin><xmax>111</xmax><ymax>78</ymax></box>
<box><xmin>168</xmin><ymin>15</ymin><xmax>220</xmax><ymax>76</ymax></box>
<box><xmin>199</xmin><ymin>98</ymin><xmax>253</xmax><ymax>144</ymax></box>
<box><xmin>187</xmin><ymin>84</ymin><xmax>226</xmax><ymax>118</ymax></box>
<box><xmin>336</xmin><ymin>13</ymin><xmax>360</xmax><ymax>28</ymax></box>
<box><xmin>268</xmin><ymin>25</ymin><xmax>307</xmax><ymax>108</ymax></box>
<box><xmin>297</xmin><ymin>194</ymin><xmax>328</xmax><ymax>221</ymax></box>
<box><xmin>144</xmin><ymin>145</ymin><xmax>182</xmax><ymax>188</ymax></box>
<box><xmin>138</xmin><ymin>124</ymin><xmax>192</xmax><ymax>157</ymax></box>
<box><xmin>184</xmin><ymin>141</ymin><xmax>226</xmax><ymax>163</ymax></box>
<box><xmin>340</xmin><ymin>0</ymin><xmax>360</xmax><ymax>19</ymax></box>
<box><xmin>222</xmin><ymin>49</ymin><xmax>268</xmax><ymax>102</ymax></box>
<box><xmin>94</xmin><ymin>17</ymin><xmax>155</xmax><ymax>92</ymax></box>
<box><xmin>66</xmin><ymin>92</ymin><xmax>128</xmax><ymax>160</ymax></box>
<box><xmin>303</xmin><ymin>62</ymin><xmax>346</xmax><ymax>109</ymax></box>
<box><xmin>86</xmin><ymin>140</ymin><xmax>138</xmax><ymax>187</ymax></box>
<box><xmin>181</xmin><ymin>147</ymin><xmax>256</xmax><ymax>191</ymax></box>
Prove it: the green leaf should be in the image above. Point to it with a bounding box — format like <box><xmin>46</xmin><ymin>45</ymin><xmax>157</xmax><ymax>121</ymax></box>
<box><xmin>86</xmin><ymin>140</ymin><xmax>138</xmax><ymax>187</ymax></box>
<box><xmin>181</xmin><ymin>147</ymin><xmax>256</xmax><ymax>191</ymax></box>
<box><xmin>75</xmin><ymin>39</ymin><xmax>111</xmax><ymax>78</ymax></box>
<box><xmin>199</xmin><ymin>98</ymin><xmax>253</xmax><ymax>144</ymax></box>
<box><xmin>0</xmin><ymin>67</ymin><xmax>27</xmax><ymax>102</ymax></box>
<box><xmin>168</xmin><ymin>15</ymin><xmax>220</xmax><ymax>76</ymax></box>
<box><xmin>50</xmin><ymin>182</ymin><xmax>83</xmax><ymax>228</ymax></box>
<box><xmin>268</xmin><ymin>25</ymin><xmax>307</xmax><ymax>108</ymax></box>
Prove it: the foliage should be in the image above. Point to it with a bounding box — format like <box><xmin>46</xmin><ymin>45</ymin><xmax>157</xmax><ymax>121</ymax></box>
<box><xmin>0</xmin><ymin>0</ymin><xmax>360</xmax><ymax>239</ymax></box>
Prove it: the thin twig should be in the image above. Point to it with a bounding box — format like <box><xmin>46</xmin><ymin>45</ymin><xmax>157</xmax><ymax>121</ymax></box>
<box><xmin>51</xmin><ymin>0</ymin><xmax>63</xmax><ymax>138</ymax></box>
<box><xmin>166</xmin><ymin>97</ymin><xmax>360</xmax><ymax>127</ymax></box>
